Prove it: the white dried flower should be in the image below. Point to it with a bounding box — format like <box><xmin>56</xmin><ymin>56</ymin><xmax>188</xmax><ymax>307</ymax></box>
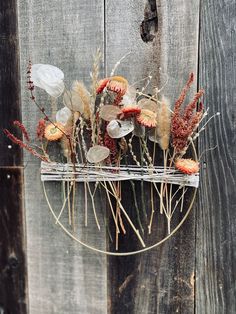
<box><xmin>31</xmin><ymin>64</ymin><xmax>65</xmax><ymax>98</ymax></box>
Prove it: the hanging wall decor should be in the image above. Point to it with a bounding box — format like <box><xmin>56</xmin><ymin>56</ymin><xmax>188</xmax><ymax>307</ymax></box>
<box><xmin>4</xmin><ymin>52</ymin><xmax>220</xmax><ymax>255</ymax></box>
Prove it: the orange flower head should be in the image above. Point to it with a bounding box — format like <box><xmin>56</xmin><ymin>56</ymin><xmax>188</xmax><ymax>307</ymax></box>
<box><xmin>120</xmin><ymin>105</ymin><xmax>141</xmax><ymax>119</ymax></box>
<box><xmin>44</xmin><ymin>123</ymin><xmax>65</xmax><ymax>141</ymax></box>
<box><xmin>107</xmin><ymin>76</ymin><xmax>128</xmax><ymax>96</ymax></box>
<box><xmin>175</xmin><ymin>158</ymin><xmax>199</xmax><ymax>174</ymax></box>
<box><xmin>136</xmin><ymin>109</ymin><xmax>157</xmax><ymax>128</ymax></box>
<box><xmin>96</xmin><ymin>78</ymin><xmax>110</xmax><ymax>94</ymax></box>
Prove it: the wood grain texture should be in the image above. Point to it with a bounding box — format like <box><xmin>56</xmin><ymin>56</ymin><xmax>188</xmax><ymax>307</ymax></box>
<box><xmin>0</xmin><ymin>168</ymin><xmax>27</xmax><ymax>313</ymax></box>
<box><xmin>17</xmin><ymin>1</ymin><xmax>107</xmax><ymax>313</ymax></box>
<box><xmin>197</xmin><ymin>0</ymin><xmax>236</xmax><ymax>313</ymax></box>
<box><xmin>0</xmin><ymin>1</ymin><xmax>28</xmax><ymax>313</ymax></box>
<box><xmin>0</xmin><ymin>0</ymin><xmax>22</xmax><ymax>166</ymax></box>
<box><xmin>106</xmin><ymin>0</ymin><xmax>200</xmax><ymax>313</ymax></box>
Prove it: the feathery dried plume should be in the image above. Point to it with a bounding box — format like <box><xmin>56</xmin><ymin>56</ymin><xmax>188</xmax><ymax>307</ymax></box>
<box><xmin>171</xmin><ymin>74</ymin><xmax>204</xmax><ymax>155</ymax></box>
<box><xmin>157</xmin><ymin>98</ymin><xmax>171</xmax><ymax>150</ymax></box>
<box><xmin>72</xmin><ymin>81</ymin><xmax>91</xmax><ymax>120</ymax></box>
<box><xmin>91</xmin><ymin>48</ymin><xmax>102</xmax><ymax>99</ymax></box>
<box><xmin>174</xmin><ymin>73</ymin><xmax>194</xmax><ymax>111</ymax></box>
<box><xmin>13</xmin><ymin>120</ymin><xmax>30</xmax><ymax>142</ymax></box>
<box><xmin>3</xmin><ymin>129</ymin><xmax>49</xmax><ymax>162</ymax></box>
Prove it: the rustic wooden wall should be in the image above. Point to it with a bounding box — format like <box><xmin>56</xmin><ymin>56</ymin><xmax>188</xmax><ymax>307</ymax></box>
<box><xmin>197</xmin><ymin>0</ymin><xmax>236</xmax><ymax>313</ymax></box>
<box><xmin>0</xmin><ymin>0</ymin><xmax>235</xmax><ymax>313</ymax></box>
<box><xmin>0</xmin><ymin>0</ymin><xmax>28</xmax><ymax>313</ymax></box>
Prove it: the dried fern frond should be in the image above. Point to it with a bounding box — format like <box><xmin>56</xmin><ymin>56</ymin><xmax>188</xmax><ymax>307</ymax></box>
<box><xmin>72</xmin><ymin>81</ymin><xmax>91</xmax><ymax>120</ymax></box>
<box><xmin>157</xmin><ymin>97</ymin><xmax>171</xmax><ymax>150</ymax></box>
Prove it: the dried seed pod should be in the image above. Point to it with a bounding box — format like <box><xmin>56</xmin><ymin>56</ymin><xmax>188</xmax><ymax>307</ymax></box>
<box><xmin>63</xmin><ymin>90</ymin><xmax>84</xmax><ymax>113</ymax></box>
<box><xmin>86</xmin><ymin>145</ymin><xmax>110</xmax><ymax>163</ymax></box>
<box><xmin>100</xmin><ymin>105</ymin><xmax>122</xmax><ymax>121</ymax></box>
<box><xmin>107</xmin><ymin>120</ymin><xmax>134</xmax><ymax>138</ymax></box>
<box><xmin>138</xmin><ymin>98</ymin><xmax>158</xmax><ymax>113</ymax></box>
<box><xmin>56</xmin><ymin>107</ymin><xmax>72</xmax><ymax>125</ymax></box>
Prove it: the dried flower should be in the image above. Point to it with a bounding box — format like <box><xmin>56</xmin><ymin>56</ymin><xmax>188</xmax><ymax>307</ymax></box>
<box><xmin>13</xmin><ymin>120</ymin><xmax>30</xmax><ymax>142</ymax></box>
<box><xmin>36</xmin><ymin>119</ymin><xmax>46</xmax><ymax>140</ymax></box>
<box><xmin>171</xmin><ymin>73</ymin><xmax>204</xmax><ymax>154</ymax></box>
<box><xmin>44</xmin><ymin>123</ymin><xmax>65</xmax><ymax>141</ymax></box>
<box><xmin>175</xmin><ymin>158</ymin><xmax>199</xmax><ymax>174</ymax></box>
<box><xmin>31</xmin><ymin>64</ymin><xmax>65</xmax><ymax>98</ymax></box>
<box><xmin>137</xmin><ymin>109</ymin><xmax>157</xmax><ymax>128</ymax></box>
<box><xmin>107</xmin><ymin>76</ymin><xmax>128</xmax><ymax>96</ymax></box>
<box><xmin>119</xmin><ymin>105</ymin><xmax>141</xmax><ymax>119</ymax></box>
<box><xmin>96</xmin><ymin>78</ymin><xmax>110</xmax><ymax>94</ymax></box>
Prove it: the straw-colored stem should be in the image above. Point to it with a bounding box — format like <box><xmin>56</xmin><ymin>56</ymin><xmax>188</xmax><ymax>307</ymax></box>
<box><xmin>108</xmin><ymin>181</ymin><xmax>146</xmax><ymax>248</ymax></box>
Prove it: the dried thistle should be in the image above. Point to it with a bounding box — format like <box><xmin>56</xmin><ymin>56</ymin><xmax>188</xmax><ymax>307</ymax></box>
<box><xmin>156</xmin><ymin>98</ymin><xmax>171</xmax><ymax>150</ymax></box>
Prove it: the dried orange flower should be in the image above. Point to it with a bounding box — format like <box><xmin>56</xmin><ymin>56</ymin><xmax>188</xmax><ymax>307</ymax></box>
<box><xmin>107</xmin><ymin>76</ymin><xmax>128</xmax><ymax>96</ymax></box>
<box><xmin>44</xmin><ymin>123</ymin><xmax>65</xmax><ymax>141</ymax></box>
<box><xmin>137</xmin><ymin>109</ymin><xmax>157</xmax><ymax>127</ymax></box>
<box><xmin>96</xmin><ymin>78</ymin><xmax>110</xmax><ymax>94</ymax></box>
<box><xmin>120</xmin><ymin>105</ymin><xmax>141</xmax><ymax>119</ymax></box>
<box><xmin>175</xmin><ymin>158</ymin><xmax>199</xmax><ymax>174</ymax></box>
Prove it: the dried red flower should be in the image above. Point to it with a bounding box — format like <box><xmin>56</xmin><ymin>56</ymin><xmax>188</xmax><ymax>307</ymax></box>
<box><xmin>96</xmin><ymin>78</ymin><xmax>110</xmax><ymax>94</ymax></box>
<box><xmin>175</xmin><ymin>158</ymin><xmax>199</xmax><ymax>174</ymax></box>
<box><xmin>119</xmin><ymin>106</ymin><xmax>141</xmax><ymax>119</ymax></box>
<box><xmin>171</xmin><ymin>73</ymin><xmax>204</xmax><ymax>154</ymax></box>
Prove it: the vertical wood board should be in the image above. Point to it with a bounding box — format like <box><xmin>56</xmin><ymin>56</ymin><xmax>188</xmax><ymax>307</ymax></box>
<box><xmin>17</xmin><ymin>1</ymin><xmax>107</xmax><ymax>313</ymax></box>
<box><xmin>106</xmin><ymin>0</ymin><xmax>200</xmax><ymax>313</ymax></box>
<box><xmin>197</xmin><ymin>0</ymin><xmax>236</xmax><ymax>313</ymax></box>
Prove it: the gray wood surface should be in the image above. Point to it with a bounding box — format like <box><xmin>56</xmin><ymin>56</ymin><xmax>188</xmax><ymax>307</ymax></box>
<box><xmin>106</xmin><ymin>0</ymin><xmax>200</xmax><ymax>313</ymax></box>
<box><xmin>18</xmin><ymin>1</ymin><xmax>107</xmax><ymax>313</ymax></box>
<box><xmin>197</xmin><ymin>0</ymin><xmax>236</xmax><ymax>313</ymax></box>
<box><xmin>15</xmin><ymin>0</ymin><xmax>236</xmax><ymax>313</ymax></box>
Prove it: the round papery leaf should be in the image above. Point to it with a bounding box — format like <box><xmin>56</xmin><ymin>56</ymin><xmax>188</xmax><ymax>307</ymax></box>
<box><xmin>122</xmin><ymin>86</ymin><xmax>137</xmax><ymax>106</ymax></box>
<box><xmin>31</xmin><ymin>64</ymin><xmax>65</xmax><ymax>98</ymax></box>
<box><xmin>86</xmin><ymin>145</ymin><xmax>110</xmax><ymax>163</ymax></box>
<box><xmin>138</xmin><ymin>98</ymin><xmax>158</xmax><ymax>113</ymax></box>
<box><xmin>148</xmin><ymin>128</ymin><xmax>159</xmax><ymax>143</ymax></box>
<box><xmin>63</xmin><ymin>90</ymin><xmax>84</xmax><ymax>113</ymax></box>
<box><xmin>56</xmin><ymin>107</ymin><xmax>72</xmax><ymax>125</ymax></box>
<box><xmin>107</xmin><ymin>120</ymin><xmax>134</xmax><ymax>139</ymax></box>
<box><xmin>99</xmin><ymin>105</ymin><xmax>122</xmax><ymax>121</ymax></box>
<box><xmin>133</xmin><ymin>120</ymin><xmax>145</xmax><ymax>137</ymax></box>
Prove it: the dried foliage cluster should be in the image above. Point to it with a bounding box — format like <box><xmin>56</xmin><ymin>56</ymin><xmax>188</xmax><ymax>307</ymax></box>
<box><xmin>3</xmin><ymin>52</ymin><xmax>219</xmax><ymax>251</ymax></box>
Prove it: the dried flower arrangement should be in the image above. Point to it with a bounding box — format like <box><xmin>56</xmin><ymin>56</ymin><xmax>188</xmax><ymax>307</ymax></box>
<box><xmin>4</xmin><ymin>51</ymin><xmax>220</xmax><ymax>255</ymax></box>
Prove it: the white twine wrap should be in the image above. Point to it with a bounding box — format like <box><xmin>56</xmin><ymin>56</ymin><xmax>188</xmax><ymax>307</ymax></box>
<box><xmin>41</xmin><ymin>162</ymin><xmax>199</xmax><ymax>188</ymax></box>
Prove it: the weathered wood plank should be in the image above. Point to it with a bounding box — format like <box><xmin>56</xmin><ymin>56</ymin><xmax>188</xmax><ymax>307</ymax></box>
<box><xmin>106</xmin><ymin>0</ymin><xmax>200</xmax><ymax>313</ymax></box>
<box><xmin>0</xmin><ymin>1</ymin><xmax>28</xmax><ymax>313</ymax></box>
<box><xmin>0</xmin><ymin>168</ymin><xmax>27</xmax><ymax>313</ymax></box>
<box><xmin>196</xmin><ymin>0</ymin><xmax>236</xmax><ymax>313</ymax></box>
<box><xmin>17</xmin><ymin>1</ymin><xmax>107</xmax><ymax>313</ymax></box>
<box><xmin>0</xmin><ymin>0</ymin><xmax>22</xmax><ymax>166</ymax></box>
